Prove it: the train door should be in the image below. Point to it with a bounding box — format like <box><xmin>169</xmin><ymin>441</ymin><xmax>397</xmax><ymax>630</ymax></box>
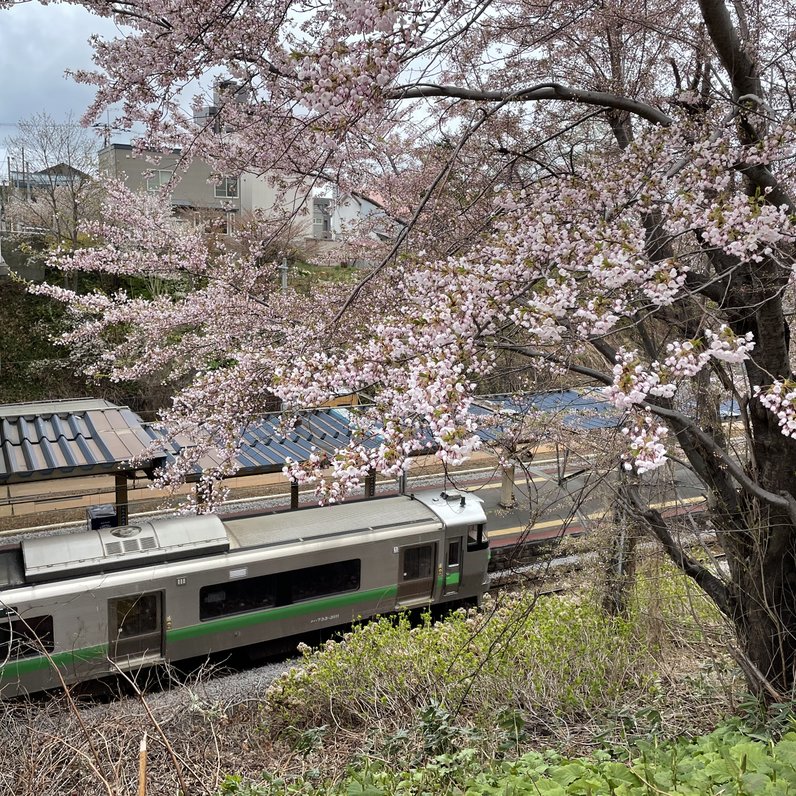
<box><xmin>444</xmin><ymin>537</ymin><xmax>462</xmax><ymax>595</ymax></box>
<box><xmin>108</xmin><ymin>592</ymin><xmax>164</xmax><ymax>665</ymax></box>
<box><xmin>397</xmin><ymin>542</ymin><xmax>437</xmax><ymax>604</ymax></box>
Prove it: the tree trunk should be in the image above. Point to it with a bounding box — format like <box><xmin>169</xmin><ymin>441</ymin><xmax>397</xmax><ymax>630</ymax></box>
<box><xmin>730</xmin><ymin>523</ymin><xmax>796</xmax><ymax>698</ymax></box>
<box><xmin>602</xmin><ymin>470</ymin><xmax>638</xmax><ymax>617</ymax></box>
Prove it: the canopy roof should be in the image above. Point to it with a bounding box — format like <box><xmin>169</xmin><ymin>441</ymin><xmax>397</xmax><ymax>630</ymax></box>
<box><xmin>0</xmin><ymin>399</ymin><xmax>162</xmax><ymax>485</ymax></box>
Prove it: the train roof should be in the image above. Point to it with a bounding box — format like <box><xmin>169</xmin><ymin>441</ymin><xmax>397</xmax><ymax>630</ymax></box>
<box><xmin>20</xmin><ymin>515</ymin><xmax>229</xmax><ymax>584</ymax></box>
<box><xmin>224</xmin><ymin>493</ymin><xmax>442</xmax><ymax>549</ymax></box>
<box><xmin>412</xmin><ymin>490</ymin><xmax>486</xmax><ymax>527</ymax></box>
<box><xmin>1</xmin><ymin>491</ymin><xmax>484</xmax><ymax>590</ymax></box>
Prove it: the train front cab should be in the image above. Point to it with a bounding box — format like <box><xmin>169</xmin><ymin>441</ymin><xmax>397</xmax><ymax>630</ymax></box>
<box><xmin>394</xmin><ymin>516</ymin><xmax>489</xmax><ymax>612</ymax></box>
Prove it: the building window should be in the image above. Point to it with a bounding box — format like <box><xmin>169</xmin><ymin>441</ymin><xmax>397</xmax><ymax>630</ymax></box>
<box><xmin>312</xmin><ymin>198</ymin><xmax>333</xmax><ymax>239</ymax></box>
<box><xmin>0</xmin><ymin>614</ymin><xmax>54</xmax><ymax>659</ymax></box>
<box><xmin>214</xmin><ymin>177</ymin><xmax>238</xmax><ymax>199</ymax></box>
<box><xmin>199</xmin><ymin>559</ymin><xmax>361</xmax><ymax>620</ymax></box>
<box><xmin>145</xmin><ymin>170</ymin><xmax>173</xmax><ymax>191</ymax></box>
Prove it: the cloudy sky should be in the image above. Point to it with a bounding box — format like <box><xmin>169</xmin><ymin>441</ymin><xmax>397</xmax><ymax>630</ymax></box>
<box><xmin>0</xmin><ymin>2</ymin><xmax>127</xmax><ymax>169</ymax></box>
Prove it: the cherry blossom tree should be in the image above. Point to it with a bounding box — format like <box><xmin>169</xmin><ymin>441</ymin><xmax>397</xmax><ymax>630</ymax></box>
<box><xmin>7</xmin><ymin>0</ymin><xmax>796</xmax><ymax>695</ymax></box>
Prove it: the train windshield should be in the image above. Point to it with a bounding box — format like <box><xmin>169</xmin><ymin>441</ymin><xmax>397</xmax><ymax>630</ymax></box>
<box><xmin>467</xmin><ymin>523</ymin><xmax>488</xmax><ymax>552</ymax></box>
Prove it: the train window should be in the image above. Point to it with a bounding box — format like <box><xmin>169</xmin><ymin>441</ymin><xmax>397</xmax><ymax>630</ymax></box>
<box><xmin>200</xmin><ymin>574</ymin><xmax>278</xmax><ymax>620</ymax></box>
<box><xmin>291</xmin><ymin>559</ymin><xmax>360</xmax><ymax>602</ymax></box>
<box><xmin>0</xmin><ymin>548</ymin><xmax>24</xmax><ymax>589</ymax></box>
<box><xmin>113</xmin><ymin>595</ymin><xmax>159</xmax><ymax>639</ymax></box>
<box><xmin>0</xmin><ymin>615</ymin><xmax>54</xmax><ymax>660</ymax></box>
<box><xmin>109</xmin><ymin>593</ymin><xmax>163</xmax><ymax>661</ymax></box>
<box><xmin>402</xmin><ymin>545</ymin><xmax>434</xmax><ymax>580</ymax></box>
<box><xmin>447</xmin><ymin>539</ymin><xmax>461</xmax><ymax>568</ymax></box>
<box><xmin>466</xmin><ymin>523</ymin><xmax>488</xmax><ymax>552</ymax></box>
<box><xmin>199</xmin><ymin>559</ymin><xmax>361</xmax><ymax>620</ymax></box>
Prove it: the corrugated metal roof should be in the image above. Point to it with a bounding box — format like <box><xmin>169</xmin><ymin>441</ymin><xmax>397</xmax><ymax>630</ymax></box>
<box><xmin>0</xmin><ymin>400</ymin><xmax>161</xmax><ymax>484</ymax></box>
<box><xmin>145</xmin><ymin>407</ymin><xmax>361</xmax><ymax>477</ymax></box>
<box><xmin>0</xmin><ymin>398</ymin><xmax>120</xmax><ymax>418</ymax></box>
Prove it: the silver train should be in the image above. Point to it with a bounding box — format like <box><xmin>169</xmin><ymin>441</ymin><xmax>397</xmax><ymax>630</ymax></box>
<box><xmin>0</xmin><ymin>490</ymin><xmax>489</xmax><ymax>697</ymax></box>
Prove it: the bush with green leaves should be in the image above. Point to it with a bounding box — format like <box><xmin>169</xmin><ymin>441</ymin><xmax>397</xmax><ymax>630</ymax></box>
<box><xmin>263</xmin><ymin>591</ymin><xmax>655</xmax><ymax>745</ymax></box>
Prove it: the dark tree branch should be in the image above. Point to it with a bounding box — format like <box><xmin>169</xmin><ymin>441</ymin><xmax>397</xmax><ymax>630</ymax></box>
<box><xmin>735</xmin><ymin>160</ymin><xmax>794</xmax><ymax>212</ymax></box>
<box><xmin>491</xmin><ymin>343</ymin><xmax>612</xmax><ymax>384</ymax></box>
<box><xmin>698</xmin><ymin>0</ymin><xmax>761</xmax><ymax>100</ymax></box>
<box><xmin>491</xmin><ymin>341</ymin><xmax>778</xmax><ymax>523</ymax></box>
<box><xmin>698</xmin><ymin>0</ymin><xmax>796</xmax><ymax>210</ymax></box>
<box><xmin>385</xmin><ymin>82</ymin><xmax>674</xmax><ymax>126</ymax></box>
<box><xmin>585</xmin><ymin>324</ymin><xmax>746</xmax><ymax>519</ymax></box>
<box><xmin>626</xmin><ymin>484</ymin><xmax>732</xmax><ymax>615</ymax></box>
<box><xmin>683</xmin><ymin>270</ymin><xmax>731</xmax><ymax>303</ymax></box>
<box><xmin>644</xmin><ymin>401</ymin><xmax>796</xmax><ymax>525</ymax></box>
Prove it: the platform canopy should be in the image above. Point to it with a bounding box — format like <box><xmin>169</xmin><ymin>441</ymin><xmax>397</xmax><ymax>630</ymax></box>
<box><xmin>470</xmin><ymin>389</ymin><xmax>619</xmax><ymax>444</ymax></box>
<box><xmin>141</xmin><ymin>406</ymin><xmax>373</xmax><ymax>479</ymax></box>
<box><xmin>0</xmin><ymin>399</ymin><xmax>164</xmax><ymax>485</ymax></box>
<box><xmin>0</xmin><ymin>399</ymin><xmax>373</xmax><ymax>485</ymax></box>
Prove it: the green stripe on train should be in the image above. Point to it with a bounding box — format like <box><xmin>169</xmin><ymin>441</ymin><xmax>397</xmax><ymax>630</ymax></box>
<box><xmin>167</xmin><ymin>584</ymin><xmax>399</xmax><ymax>643</ymax></box>
<box><xmin>0</xmin><ymin>643</ymin><xmax>108</xmax><ymax>680</ymax></box>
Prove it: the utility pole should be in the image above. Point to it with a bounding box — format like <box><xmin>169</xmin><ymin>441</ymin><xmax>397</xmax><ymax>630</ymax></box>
<box><xmin>0</xmin><ymin>234</ymin><xmax>8</xmax><ymax>278</ymax></box>
<box><xmin>21</xmin><ymin>147</ymin><xmax>33</xmax><ymax>203</ymax></box>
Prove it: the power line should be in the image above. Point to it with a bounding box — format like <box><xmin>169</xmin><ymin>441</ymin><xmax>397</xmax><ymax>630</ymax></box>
<box><xmin>0</xmin><ymin>122</ymin><xmax>88</xmax><ymax>128</ymax></box>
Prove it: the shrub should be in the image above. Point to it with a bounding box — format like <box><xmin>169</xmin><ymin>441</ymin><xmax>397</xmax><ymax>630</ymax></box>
<box><xmin>263</xmin><ymin>591</ymin><xmax>654</xmax><ymax>745</ymax></box>
<box><xmin>629</xmin><ymin>553</ymin><xmax>727</xmax><ymax>652</ymax></box>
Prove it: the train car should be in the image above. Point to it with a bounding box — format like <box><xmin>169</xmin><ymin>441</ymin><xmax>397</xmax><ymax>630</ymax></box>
<box><xmin>0</xmin><ymin>489</ymin><xmax>489</xmax><ymax>697</ymax></box>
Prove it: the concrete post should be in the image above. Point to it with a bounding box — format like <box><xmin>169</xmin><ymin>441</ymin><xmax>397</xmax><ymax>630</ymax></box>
<box><xmin>499</xmin><ymin>461</ymin><xmax>516</xmax><ymax>509</ymax></box>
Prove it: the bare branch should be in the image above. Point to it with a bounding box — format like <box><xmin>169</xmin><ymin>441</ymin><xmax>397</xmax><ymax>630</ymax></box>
<box><xmin>645</xmin><ymin>400</ymin><xmax>796</xmax><ymax>525</ymax></box>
